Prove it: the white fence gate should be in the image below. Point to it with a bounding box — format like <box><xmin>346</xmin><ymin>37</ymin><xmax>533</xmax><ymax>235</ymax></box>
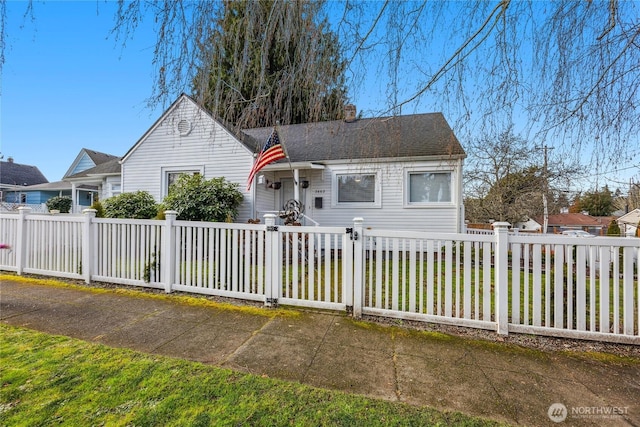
<box><xmin>1</xmin><ymin>207</ymin><xmax>638</xmax><ymax>344</ymax></box>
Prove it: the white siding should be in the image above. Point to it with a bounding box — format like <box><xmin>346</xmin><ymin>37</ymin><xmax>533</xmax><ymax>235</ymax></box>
<box><xmin>122</xmin><ymin>97</ymin><xmax>254</xmax><ymax>221</ymax></box>
<box><xmin>102</xmin><ymin>176</ymin><xmax>121</xmax><ymax>200</ymax></box>
<box><xmin>121</xmin><ymin>96</ymin><xmax>465</xmax><ymax>231</ymax></box>
<box><xmin>254</xmin><ymin>172</ymin><xmax>279</xmax><ymax>221</ymax></box>
<box><xmin>255</xmin><ymin>159</ymin><xmax>463</xmax><ymax>232</ymax></box>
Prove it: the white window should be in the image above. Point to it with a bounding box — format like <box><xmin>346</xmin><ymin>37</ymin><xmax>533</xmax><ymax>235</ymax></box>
<box><xmin>162</xmin><ymin>167</ymin><xmax>203</xmax><ymax>196</ymax></box>
<box><xmin>406</xmin><ymin>171</ymin><xmax>452</xmax><ymax>205</ymax></box>
<box><xmin>109</xmin><ymin>183</ymin><xmax>121</xmax><ymax>197</ymax></box>
<box><xmin>333</xmin><ymin>171</ymin><xmax>381</xmax><ymax>208</ymax></box>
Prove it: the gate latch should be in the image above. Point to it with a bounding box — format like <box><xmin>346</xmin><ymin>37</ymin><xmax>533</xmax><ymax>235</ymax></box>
<box><xmin>346</xmin><ymin>227</ymin><xmax>359</xmax><ymax>241</ymax></box>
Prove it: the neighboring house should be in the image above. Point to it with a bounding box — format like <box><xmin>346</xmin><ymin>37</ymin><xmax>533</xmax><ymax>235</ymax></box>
<box><xmin>513</xmin><ymin>217</ymin><xmax>542</xmax><ymax>232</ymax></box>
<box><xmin>524</xmin><ymin>212</ymin><xmax>611</xmax><ymax>235</ymax></box>
<box><xmin>120</xmin><ymin>94</ymin><xmax>467</xmax><ymax>231</ymax></box>
<box><xmin>64</xmin><ymin>157</ymin><xmax>122</xmax><ymax>205</ymax></box>
<box><xmin>0</xmin><ymin>157</ymin><xmax>48</xmax><ymax>205</ymax></box>
<box><xmin>21</xmin><ymin>148</ymin><xmax>120</xmax><ymax>212</ymax></box>
<box><xmin>617</xmin><ymin>208</ymin><xmax>640</xmax><ymax>236</ymax></box>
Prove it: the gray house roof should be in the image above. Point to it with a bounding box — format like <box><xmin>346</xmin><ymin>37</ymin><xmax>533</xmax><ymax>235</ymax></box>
<box><xmin>121</xmin><ymin>94</ymin><xmax>464</xmax><ymax>167</ymax></box>
<box><xmin>63</xmin><ymin>148</ymin><xmax>120</xmax><ymax>179</ymax></box>
<box><xmin>66</xmin><ymin>158</ymin><xmax>121</xmax><ymax>179</ymax></box>
<box><xmin>84</xmin><ymin>149</ymin><xmax>119</xmax><ymax>165</ymax></box>
<box><xmin>0</xmin><ymin>160</ymin><xmax>48</xmax><ymax>187</ymax></box>
<box><xmin>241</xmin><ymin>113</ymin><xmax>465</xmax><ymax>163</ymax></box>
<box><xmin>22</xmin><ymin>181</ymin><xmax>97</xmax><ymax>191</ymax></box>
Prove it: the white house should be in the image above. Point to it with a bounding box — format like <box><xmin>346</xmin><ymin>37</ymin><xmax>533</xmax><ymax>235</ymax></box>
<box><xmin>617</xmin><ymin>208</ymin><xmax>640</xmax><ymax>236</ymax></box>
<box><xmin>118</xmin><ymin>94</ymin><xmax>466</xmax><ymax>231</ymax></box>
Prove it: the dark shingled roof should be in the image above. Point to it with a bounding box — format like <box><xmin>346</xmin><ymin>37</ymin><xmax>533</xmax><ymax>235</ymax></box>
<box><xmin>83</xmin><ymin>149</ymin><xmax>119</xmax><ymax>165</ymax></box>
<box><xmin>240</xmin><ymin>113</ymin><xmax>465</xmax><ymax>162</ymax></box>
<box><xmin>66</xmin><ymin>158</ymin><xmax>121</xmax><ymax>179</ymax></box>
<box><xmin>0</xmin><ymin>160</ymin><xmax>48</xmax><ymax>186</ymax></box>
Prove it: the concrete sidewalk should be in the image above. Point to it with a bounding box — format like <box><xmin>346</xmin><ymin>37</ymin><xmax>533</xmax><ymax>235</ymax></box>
<box><xmin>1</xmin><ymin>278</ymin><xmax>638</xmax><ymax>426</ymax></box>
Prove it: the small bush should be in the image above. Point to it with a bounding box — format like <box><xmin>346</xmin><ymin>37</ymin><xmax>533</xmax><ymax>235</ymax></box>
<box><xmin>162</xmin><ymin>174</ymin><xmax>243</xmax><ymax>222</ymax></box>
<box><xmin>103</xmin><ymin>191</ymin><xmax>158</xmax><ymax>219</ymax></box>
<box><xmin>46</xmin><ymin>196</ymin><xmax>72</xmax><ymax>213</ymax></box>
<box><xmin>90</xmin><ymin>200</ymin><xmax>105</xmax><ymax>218</ymax></box>
<box><xmin>155</xmin><ymin>207</ymin><xmax>166</xmax><ymax>221</ymax></box>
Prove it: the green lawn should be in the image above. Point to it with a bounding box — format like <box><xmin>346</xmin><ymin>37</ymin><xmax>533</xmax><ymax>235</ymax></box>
<box><xmin>0</xmin><ymin>324</ymin><xmax>504</xmax><ymax>426</ymax></box>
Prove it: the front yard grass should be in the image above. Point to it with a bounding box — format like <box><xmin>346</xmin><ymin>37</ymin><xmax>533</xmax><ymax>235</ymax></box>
<box><xmin>0</xmin><ymin>324</ymin><xmax>503</xmax><ymax>426</ymax></box>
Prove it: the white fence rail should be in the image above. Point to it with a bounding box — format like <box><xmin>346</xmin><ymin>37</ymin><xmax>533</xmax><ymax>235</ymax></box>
<box><xmin>1</xmin><ymin>208</ymin><xmax>638</xmax><ymax>344</ymax></box>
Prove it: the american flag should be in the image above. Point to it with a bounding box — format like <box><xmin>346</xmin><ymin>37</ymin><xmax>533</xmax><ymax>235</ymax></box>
<box><xmin>247</xmin><ymin>128</ymin><xmax>287</xmax><ymax>190</ymax></box>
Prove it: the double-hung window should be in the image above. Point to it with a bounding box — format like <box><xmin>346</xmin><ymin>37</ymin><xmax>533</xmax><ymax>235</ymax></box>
<box><xmin>406</xmin><ymin>171</ymin><xmax>453</xmax><ymax>205</ymax></box>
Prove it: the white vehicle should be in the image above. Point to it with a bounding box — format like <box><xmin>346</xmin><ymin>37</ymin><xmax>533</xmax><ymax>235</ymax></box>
<box><xmin>562</xmin><ymin>230</ymin><xmax>595</xmax><ymax>238</ymax></box>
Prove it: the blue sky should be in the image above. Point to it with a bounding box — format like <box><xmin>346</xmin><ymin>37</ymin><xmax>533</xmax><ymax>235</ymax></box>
<box><xmin>2</xmin><ymin>1</ymin><xmax>638</xmax><ymax>193</ymax></box>
<box><xmin>2</xmin><ymin>1</ymin><xmax>163</xmax><ymax>181</ymax></box>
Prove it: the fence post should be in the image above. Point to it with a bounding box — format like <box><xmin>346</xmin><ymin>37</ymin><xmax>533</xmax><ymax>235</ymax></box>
<box><xmin>623</xmin><ymin>245</ymin><xmax>635</xmax><ymax>335</ymax></box>
<box><xmin>163</xmin><ymin>211</ymin><xmax>177</xmax><ymax>293</ymax></box>
<box><xmin>493</xmin><ymin>222</ymin><xmax>510</xmax><ymax>335</ymax></box>
<box><xmin>352</xmin><ymin>217</ymin><xmax>364</xmax><ymax>318</ymax></box>
<box><xmin>15</xmin><ymin>207</ymin><xmax>32</xmax><ymax>275</ymax></box>
<box><xmin>82</xmin><ymin>209</ymin><xmax>97</xmax><ymax>284</ymax></box>
<box><xmin>263</xmin><ymin>214</ymin><xmax>278</xmax><ymax>307</ymax></box>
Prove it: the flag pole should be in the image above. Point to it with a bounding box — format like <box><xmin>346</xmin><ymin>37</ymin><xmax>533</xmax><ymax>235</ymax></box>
<box><xmin>275</xmin><ymin>121</ymin><xmax>297</xmax><ymax>185</ymax></box>
<box><xmin>246</xmin><ymin>123</ymin><xmax>287</xmax><ymax>191</ymax></box>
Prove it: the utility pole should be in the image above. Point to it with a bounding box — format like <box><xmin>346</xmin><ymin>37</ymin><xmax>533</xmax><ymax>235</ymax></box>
<box><xmin>536</xmin><ymin>145</ymin><xmax>554</xmax><ymax>234</ymax></box>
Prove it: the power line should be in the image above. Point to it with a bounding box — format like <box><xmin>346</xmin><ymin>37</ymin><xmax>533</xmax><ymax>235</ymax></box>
<box><xmin>573</xmin><ymin>163</ymin><xmax>640</xmax><ymax>181</ymax></box>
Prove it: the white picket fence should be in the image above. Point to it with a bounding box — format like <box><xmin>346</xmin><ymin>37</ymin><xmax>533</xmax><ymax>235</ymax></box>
<box><xmin>1</xmin><ymin>207</ymin><xmax>638</xmax><ymax>344</ymax></box>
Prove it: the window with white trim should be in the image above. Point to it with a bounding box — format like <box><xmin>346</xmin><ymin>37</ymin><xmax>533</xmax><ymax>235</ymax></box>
<box><xmin>406</xmin><ymin>171</ymin><xmax>452</xmax><ymax>204</ymax></box>
<box><xmin>162</xmin><ymin>168</ymin><xmax>202</xmax><ymax>196</ymax></box>
<box><xmin>109</xmin><ymin>183</ymin><xmax>121</xmax><ymax>197</ymax></box>
<box><xmin>333</xmin><ymin>171</ymin><xmax>381</xmax><ymax>207</ymax></box>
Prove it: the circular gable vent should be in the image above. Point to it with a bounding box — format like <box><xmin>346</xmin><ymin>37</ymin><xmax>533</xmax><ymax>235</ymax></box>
<box><xmin>177</xmin><ymin>119</ymin><xmax>192</xmax><ymax>136</ymax></box>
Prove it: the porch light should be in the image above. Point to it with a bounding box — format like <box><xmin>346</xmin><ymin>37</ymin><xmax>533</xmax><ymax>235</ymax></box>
<box><xmin>300</xmin><ymin>180</ymin><xmax>309</xmax><ymax>189</ymax></box>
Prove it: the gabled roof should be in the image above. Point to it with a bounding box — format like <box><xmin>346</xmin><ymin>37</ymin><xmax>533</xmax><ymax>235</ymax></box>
<box><xmin>0</xmin><ymin>160</ymin><xmax>48</xmax><ymax>187</ymax></box>
<box><xmin>120</xmin><ymin>93</ymin><xmax>245</xmax><ymax>163</ymax></box>
<box><xmin>84</xmin><ymin>149</ymin><xmax>119</xmax><ymax>165</ymax></box>
<box><xmin>66</xmin><ymin>158</ymin><xmax>121</xmax><ymax>180</ymax></box>
<box><xmin>63</xmin><ymin>148</ymin><xmax>120</xmax><ymax>179</ymax></box>
<box><xmin>241</xmin><ymin>113</ymin><xmax>465</xmax><ymax>162</ymax></box>
<box><xmin>121</xmin><ymin>93</ymin><xmax>465</xmax><ymax>165</ymax></box>
<box><xmin>617</xmin><ymin>208</ymin><xmax>640</xmax><ymax>225</ymax></box>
